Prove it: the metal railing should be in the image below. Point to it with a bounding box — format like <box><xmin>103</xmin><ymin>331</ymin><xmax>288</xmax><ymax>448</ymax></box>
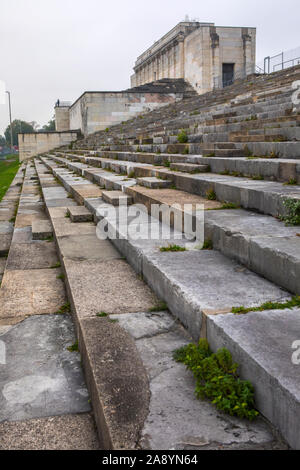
<box><xmin>257</xmin><ymin>46</ymin><xmax>300</xmax><ymax>74</ymax></box>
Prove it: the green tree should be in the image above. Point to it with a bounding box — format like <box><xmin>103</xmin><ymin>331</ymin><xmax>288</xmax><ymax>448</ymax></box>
<box><xmin>41</xmin><ymin>118</ymin><xmax>56</xmax><ymax>132</ymax></box>
<box><xmin>0</xmin><ymin>135</ymin><xmax>6</xmax><ymax>146</ymax></box>
<box><xmin>4</xmin><ymin>120</ymin><xmax>35</xmax><ymax>146</ymax></box>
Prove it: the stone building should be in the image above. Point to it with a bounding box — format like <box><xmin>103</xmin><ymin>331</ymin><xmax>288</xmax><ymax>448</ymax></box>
<box><xmin>53</xmin><ymin>20</ymin><xmax>256</xmax><ymax>137</ymax></box>
<box><xmin>130</xmin><ymin>21</ymin><xmax>256</xmax><ymax>94</ymax></box>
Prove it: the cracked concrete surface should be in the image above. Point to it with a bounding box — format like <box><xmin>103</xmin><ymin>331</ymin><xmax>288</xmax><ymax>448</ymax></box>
<box><xmin>0</xmin><ymin>315</ymin><xmax>91</xmax><ymax>422</ymax></box>
<box><xmin>111</xmin><ymin>311</ymin><xmax>287</xmax><ymax>450</ymax></box>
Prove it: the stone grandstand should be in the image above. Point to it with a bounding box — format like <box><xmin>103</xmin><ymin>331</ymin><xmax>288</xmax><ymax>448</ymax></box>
<box><xmin>2</xmin><ymin>64</ymin><xmax>300</xmax><ymax>450</ymax></box>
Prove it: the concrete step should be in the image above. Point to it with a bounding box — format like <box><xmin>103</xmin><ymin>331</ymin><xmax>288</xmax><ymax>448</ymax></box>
<box><xmin>67</xmin><ymin>206</ymin><xmax>94</xmax><ymax>223</ymax></box>
<box><xmin>232</xmin><ymin>134</ymin><xmax>287</xmax><ymax>143</ymax></box>
<box><xmin>51</xmin><ymin>152</ymin><xmax>300</xmax><ymax>221</ymax></box>
<box><xmin>58</xmin><ymin>149</ymin><xmax>300</xmax><ymax>184</ymax></box>
<box><xmin>169</xmin><ymin>162</ymin><xmax>210</xmax><ymax>173</ymax></box>
<box><xmin>102</xmin><ymin>190</ymin><xmax>133</xmax><ymax>206</ymax></box>
<box><xmin>32</xmin><ymin>219</ymin><xmax>53</xmax><ymax>240</ymax></box>
<box><xmin>38</xmin><ymin>155</ymin><xmax>292</xmax><ymax>449</ymax></box>
<box><xmin>137</xmin><ymin>177</ymin><xmax>172</xmax><ymax>189</ymax></box>
<box><xmin>50</xmin><ymin>154</ymin><xmax>300</xmax><ymax>295</ymax></box>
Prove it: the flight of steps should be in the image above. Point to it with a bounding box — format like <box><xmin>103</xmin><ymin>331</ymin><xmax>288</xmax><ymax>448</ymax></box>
<box><xmin>23</xmin><ymin>65</ymin><xmax>300</xmax><ymax>449</ymax></box>
<box><xmin>33</xmin><ymin>154</ymin><xmax>288</xmax><ymax>450</ymax></box>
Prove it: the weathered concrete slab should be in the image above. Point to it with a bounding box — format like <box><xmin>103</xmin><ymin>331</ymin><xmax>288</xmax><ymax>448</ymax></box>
<box><xmin>48</xmin><ymin>207</ymin><xmax>69</xmax><ymax>219</ymax></box>
<box><xmin>52</xmin><ymin>218</ymin><xmax>96</xmax><ymax>237</ymax></box>
<box><xmin>6</xmin><ymin>242</ymin><xmax>58</xmax><ymax>270</ymax></box>
<box><xmin>102</xmin><ymin>190</ymin><xmax>133</xmax><ymax>206</ymax></box>
<box><xmin>137</xmin><ymin>176</ymin><xmax>172</xmax><ymax>189</ymax></box>
<box><xmin>68</xmin><ymin>206</ymin><xmax>93</xmax><ymax>223</ymax></box>
<box><xmin>131</xmin><ymin>244</ymin><xmax>291</xmax><ymax>339</ymax></box>
<box><xmin>15</xmin><ymin>214</ymin><xmax>48</xmax><ymax>229</ymax></box>
<box><xmin>71</xmin><ymin>184</ymin><xmax>103</xmax><ymax>204</ymax></box>
<box><xmin>46</xmin><ymin>198</ymin><xmax>77</xmax><ymax>208</ymax></box>
<box><xmin>64</xmin><ymin>258</ymin><xmax>159</xmax><ymax>318</ymax></box>
<box><xmin>0</xmin><ymin>233</ymin><xmax>12</xmax><ymax>256</ymax></box>
<box><xmin>207</xmin><ymin>308</ymin><xmax>300</xmax><ymax>450</ymax></box>
<box><xmin>0</xmin><ymin>268</ymin><xmax>66</xmax><ymax>319</ymax></box>
<box><xmin>32</xmin><ymin>219</ymin><xmax>53</xmax><ymax>240</ymax></box>
<box><xmin>112</xmin><ymin>311</ymin><xmax>285</xmax><ymax>450</ymax></box>
<box><xmin>78</xmin><ymin>317</ymin><xmax>149</xmax><ymax>449</ymax></box>
<box><xmin>0</xmin><ymin>413</ymin><xmax>99</xmax><ymax>450</ymax></box>
<box><xmin>0</xmin><ymin>315</ymin><xmax>90</xmax><ymax>422</ymax></box>
<box><xmin>11</xmin><ymin>227</ymin><xmax>32</xmax><ymax>244</ymax></box>
<box><xmin>57</xmin><ymin>234</ymin><xmax>121</xmax><ymax>261</ymax></box>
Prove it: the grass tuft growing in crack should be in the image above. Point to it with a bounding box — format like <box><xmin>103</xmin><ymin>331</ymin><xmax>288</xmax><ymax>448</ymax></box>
<box><xmin>232</xmin><ymin>296</ymin><xmax>300</xmax><ymax>314</ymax></box>
<box><xmin>149</xmin><ymin>302</ymin><xmax>168</xmax><ymax>312</ymax></box>
<box><xmin>174</xmin><ymin>338</ymin><xmax>259</xmax><ymax>421</ymax></box>
<box><xmin>67</xmin><ymin>341</ymin><xmax>79</xmax><ymax>352</ymax></box>
<box><xmin>56</xmin><ymin>302</ymin><xmax>70</xmax><ymax>315</ymax></box>
<box><xmin>160</xmin><ymin>244</ymin><xmax>186</xmax><ymax>252</ymax></box>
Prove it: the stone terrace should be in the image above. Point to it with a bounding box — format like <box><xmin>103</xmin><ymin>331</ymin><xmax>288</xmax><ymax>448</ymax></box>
<box><xmin>2</xmin><ymin>65</ymin><xmax>300</xmax><ymax>449</ymax></box>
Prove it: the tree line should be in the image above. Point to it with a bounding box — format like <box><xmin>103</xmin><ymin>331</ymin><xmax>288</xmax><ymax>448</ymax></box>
<box><xmin>0</xmin><ymin>118</ymin><xmax>56</xmax><ymax>147</ymax></box>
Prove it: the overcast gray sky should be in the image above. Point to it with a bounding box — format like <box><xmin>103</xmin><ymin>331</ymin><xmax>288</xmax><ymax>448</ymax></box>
<box><xmin>1</xmin><ymin>0</ymin><xmax>300</xmax><ymax>135</ymax></box>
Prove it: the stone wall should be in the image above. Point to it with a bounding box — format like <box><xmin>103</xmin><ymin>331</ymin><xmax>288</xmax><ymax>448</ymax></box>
<box><xmin>69</xmin><ymin>90</ymin><xmax>182</xmax><ymax>136</ymax></box>
<box><xmin>18</xmin><ymin>132</ymin><xmax>78</xmax><ymax>162</ymax></box>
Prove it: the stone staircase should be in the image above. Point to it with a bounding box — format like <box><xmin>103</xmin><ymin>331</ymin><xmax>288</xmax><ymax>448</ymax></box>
<box><xmin>41</xmin><ymin>65</ymin><xmax>300</xmax><ymax>449</ymax></box>
<box><xmin>3</xmin><ymin>65</ymin><xmax>300</xmax><ymax>449</ymax></box>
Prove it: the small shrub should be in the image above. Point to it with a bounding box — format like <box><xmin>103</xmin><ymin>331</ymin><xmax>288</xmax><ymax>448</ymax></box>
<box><xmin>280</xmin><ymin>199</ymin><xmax>300</xmax><ymax>226</ymax></box>
<box><xmin>177</xmin><ymin>130</ymin><xmax>188</xmax><ymax>144</ymax></box>
<box><xmin>201</xmin><ymin>239</ymin><xmax>213</xmax><ymax>250</ymax></box>
<box><xmin>284</xmin><ymin>178</ymin><xmax>297</xmax><ymax>186</ymax></box>
<box><xmin>174</xmin><ymin>339</ymin><xmax>259</xmax><ymax>421</ymax></box>
<box><xmin>206</xmin><ymin>188</ymin><xmax>217</xmax><ymax>200</ymax></box>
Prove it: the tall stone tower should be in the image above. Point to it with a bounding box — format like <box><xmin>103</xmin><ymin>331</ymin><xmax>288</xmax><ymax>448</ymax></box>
<box><xmin>131</xmin><ymin>21</ymin><xmax>256</xmax><ymax>94</ymax></box>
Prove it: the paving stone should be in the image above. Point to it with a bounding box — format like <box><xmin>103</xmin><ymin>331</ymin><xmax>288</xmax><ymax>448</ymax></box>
<box><xmin>11</xmin><ymin>227</ymin><xmax>32</xmax><ymax>244</ymax></box>
<box><xmin>6</xmin><ymin>242</ymin><xmax>58</xmax><ymax>270</ymax></box>
<box><xmin>46</xmin><ymin>198</ymin><xmax>77</xmax><ymax>208</ymax></box>
<box><xmin>32</xmin><ymin>219</ymin><xmax>53</xmax><ymax>240</ymax></box>
<box><xmin>52</xmin><ymin>218</ymin><xmax>96</xmax><ymax>237</ymax></box>
<box><xmin>64</xmin><ymin>258</ymin><xmax>159</xmax><ymax>318</ymax></box>
<box><xmin>15</xmin><ymin>213</ymin><xmax>48</xmax><ymax>229</ymax></box>
<box><xmin>0</xmin><ymin>315</ymin><xmax>91</xmax><ymax>422</ymax></box>
<box><xmin>0</xmin><ymin>268</ymin><xmax>66</xmax><ymax>319</ymax></box>
<box><xmin>48</xmin><ymin>207</ymin><xmax>69</xmax><ymax>219</ymax></box>
<box><xmin>57</xmin><ymin>234</ymin><xmax>122</xmax><ymax>261</ymax></box>
<box><xmin>0</xmin><ymin>414</ymin><xmax>99</xmax><ymax>450</ymax></box>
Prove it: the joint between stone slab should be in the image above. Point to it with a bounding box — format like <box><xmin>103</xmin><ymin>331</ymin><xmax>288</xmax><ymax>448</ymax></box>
<box><xmin>200</xmin><ymin>308</ymin><xmax>232</xmax><ymax>339</ymax></box>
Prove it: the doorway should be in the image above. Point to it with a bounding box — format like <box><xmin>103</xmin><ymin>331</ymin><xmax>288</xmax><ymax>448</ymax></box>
<box><xmin>222</xmin><ymin>63</ymin><xmax>235</xmax><ymax>87</ymax></box>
